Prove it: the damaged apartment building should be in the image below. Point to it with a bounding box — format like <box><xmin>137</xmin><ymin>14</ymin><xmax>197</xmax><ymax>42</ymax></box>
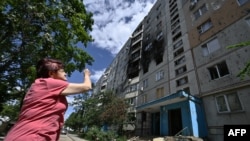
<box><xmin>93</xmin><ymin>0</ymin><xmax>250</xmax><ymax>141</ymax></box>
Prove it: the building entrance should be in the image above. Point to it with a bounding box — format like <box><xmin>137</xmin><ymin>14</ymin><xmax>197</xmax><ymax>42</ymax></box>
<box><xmin>168</xmin><ymin>108</ymin><xmax>182</xmax><ymax>136</ymax></box>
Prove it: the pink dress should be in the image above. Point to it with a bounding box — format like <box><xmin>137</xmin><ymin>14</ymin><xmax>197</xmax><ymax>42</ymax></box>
<box><xmin>4</xmin><ymin>78</ymin><xmax>69</xmax><ymax>141</ymax></box>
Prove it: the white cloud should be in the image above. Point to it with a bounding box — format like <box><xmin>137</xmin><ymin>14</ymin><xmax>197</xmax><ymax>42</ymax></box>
<box><xmin>66</xmin><ymin>96</ymin><xmax>74</xmax><ymax>104</ymax></box>
<box><xmin>91</xmin><ymin>68</ymin><xmax>106</xmax><ymax>83</ymax></box>
<box><xmin>64</xmin><ymin>106</ymin><xmax>74</xmax><ymax>121</ymax></box>
<box><xmin>84</xmin><ymin>0</ymin><xmax>156</xmax><ymax>55</ymax></box>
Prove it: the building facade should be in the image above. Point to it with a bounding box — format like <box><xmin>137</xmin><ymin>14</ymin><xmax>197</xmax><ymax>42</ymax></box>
<box><xmin>93</xmin><ymin>0</ymin><xmax>250</xmax><ymax>141</ymax></box>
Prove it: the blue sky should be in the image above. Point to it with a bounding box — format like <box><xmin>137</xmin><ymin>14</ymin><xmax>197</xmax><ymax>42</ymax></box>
<box><xmin>64</xmin><ymin>0</ymin><xmax>156</xmax><ymax>120</ymax></box>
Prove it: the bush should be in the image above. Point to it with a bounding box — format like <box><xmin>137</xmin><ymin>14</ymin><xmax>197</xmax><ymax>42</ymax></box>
<box><xmin>83</xmin><ymin>126</ymin><xmax>127</xmax><ymax>141</ymax></box>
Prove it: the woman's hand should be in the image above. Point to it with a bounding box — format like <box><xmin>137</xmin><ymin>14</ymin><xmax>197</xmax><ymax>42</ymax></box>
<box><xmin>83</xmin><ymin>68</ymin><xmax>91</xmax><ymax>77</ymax></box>
<box><xmin>61</xmin><ymin>68</ymin><xmax>92</xmax><ymax>95</ymax></box>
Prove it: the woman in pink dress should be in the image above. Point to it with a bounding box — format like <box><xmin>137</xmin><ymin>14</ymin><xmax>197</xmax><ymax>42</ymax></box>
<box><xmin>4</xmin><ymin>58</ymin><xmax>92</xmax><ymax>141</ymax></box>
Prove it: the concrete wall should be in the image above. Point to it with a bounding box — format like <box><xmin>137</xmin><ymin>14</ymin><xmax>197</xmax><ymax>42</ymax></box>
<box><xmin>202</xmin><ymin>86</ymin><xmax>250</xmax><ymax>141</ymax></box>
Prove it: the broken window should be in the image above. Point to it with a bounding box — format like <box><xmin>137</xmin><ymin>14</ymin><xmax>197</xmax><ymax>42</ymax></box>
<box><xmin>208</xmin><ymin>61</ymin><xmax>229</xmax><ymax>80</ymax></box>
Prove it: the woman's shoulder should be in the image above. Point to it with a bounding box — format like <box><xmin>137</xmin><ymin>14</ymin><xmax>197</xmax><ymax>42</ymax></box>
<box><xmin>34</xmin><ymin>78</ymin><xmax>68</xmax><ymax>90</ymax></box>
<box><xmin>35</xmin><ymin>78</ymin><xmax>68</xmax><ymax>85</ymax></box>
<box><xmin>35</xmin><ymin>78</ymin><xmax>65</xmax><ymax>82</ymax></box>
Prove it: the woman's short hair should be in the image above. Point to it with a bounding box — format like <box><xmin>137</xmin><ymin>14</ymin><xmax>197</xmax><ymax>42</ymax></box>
<box><xmin>36</xmin><ymin>58</ymin><xmax>64</xmax><ymax>78</ymax></box>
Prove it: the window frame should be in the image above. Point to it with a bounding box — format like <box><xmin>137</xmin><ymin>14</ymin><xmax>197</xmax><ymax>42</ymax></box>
<box><xmin>126</xmin><ymin>83</ymin><xmax>139</xmax><ymax>93</ymax></box>
<box><xmin>176</xmin><ymin>76</ymin><xmax>188</xmax><ymax>86</ymax></box>
<box><xmin>173</xmin><ymin>40</ymin><xmax>183</xmax><ymax>50</ymax></box>
<box><xmin>175</xmin><ymin>65</ymin><xmax>187</xmax><ymax>76</ymax></box>
<box><xmin>143</xmin><ymin>79</ymin><xmax>148</xmax><ymax>88</ymax></box>
<box><xmin>142</xmin><ymin>94</ymin><xmax>147</xmax><ymax>104</ymax></box>
<box><xmin>156</xmin><ymin>31</ymin><xmax>163</xmax><ymax>41</ymax></box>
<box><xmin>197</xmin><ymin>19</ymin><xmax>213</xmax><ymax>34</ymax></box>
<box><xmin>144</xmin><ymin>43</ymin><xmax>152</xmax><ymax>51</ymax></box>
<box><xmin>127</xmin><ymin>97</ymin><xmax>135</xmax><ymax>105</ymax></box>
<box><xmin>155</xmin><ymin>70</ymin><xmax>164</xmax><ymax>81</ymax></box>
<box><xmin>156</xmin><ymin>87</ymin><xmax>164</xmax><ymax>99</ymax></box>
<box><xmin>237</xmin><ymin>0</ymin><xmax>249</xmax><ymax>6</ymax></box>
<box><xmin>174</xmin><ymin>47</ymin><xmax>184</xmax><ymax>57</ymax></box>
<box><xmin>215</xmin><ymin>92</ymin><xmax>243</xmax><ymax>113</ymax></box>
<box><xmin>174</xmin><ymin>56</ymin><xmax>186</xmax><ymax>66</ymax></box>
<box><xmin>208</xmin><ymin>61</ymin><xmax>229</xmax><ymax>80</ymax></box>
<box><xmin>246</xmin><ymin>16</ymin><xmax>250</xmax><ymax>26</ymax></box>
<box><xmin>193</xmin><ymin>4</ymin><xmax>208</xmax><ymax>20</ymax></box>
<box><xmin>201</xmin><ymin>38</ymin><xmax>221</xmax><ymax>56</ymax></box>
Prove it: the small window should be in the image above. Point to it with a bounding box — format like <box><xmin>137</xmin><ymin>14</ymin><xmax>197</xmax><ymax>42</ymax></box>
<box><xmin>171</xmin><ymin>19</ymin><xmax>180</xmax><ymax>30</ymax></box>
<box><xmin>201</xmin><ymin>38</ymin><xmax>221</xmax><ymax>56</ymax></box>
<box><xmin>176</xmin><ymin>76</ymin><xmax>188</xmax><ymax>86</ymax></box>
<box><xmin>131</xmin><ymin>51</ymin><xmax>140</xmax><ymax>60</ymax></box>
<box><xmin>193</xmin><ymin>4</ymin><xmax>208</xmax><ymax>20</ymax></box>
<box><xmin>237</xmin><ymin>0</ymin><xmax>249</xmax><ymax>6</ymax></box>
<box><xmin>156</xmin><ymin>70</ymin><xmax>164</xmax><ymax>81</ymax></box>
<box><xmin>246</xmin><ymin>17</ymin><xmax>250</xmax><ymax>26</ymax></box>
<box><xmin>156</xmin><ymin>87</ymin><xmax>164</xmax><ymax>99</ymax></box>
<box><xmin>174</xmin><ymin>56</ymin><xmax>186</xmax><ymax>66</ymax></box>
<box><xmin>146</xmin><ymin>18</ymin><xmax>150</xmax><ymax>24</ymax></box>
<box><xmin>142</xmin><ymin>94</ymin><xmax>147</xmax><ymax>104</ymax></box>
<box><xmin>143</xmin><ymin>79</ymin><xmax>148</xmax><ymax>88</ymax></box>
<box><xmin>156</xmin><ymin>12</ymin><xmax>162</xmax><ymax>20</ymax></box>
<box><xmin>146</xmin><ymin>34</ymin><xmax>150</xmax><ymax>41</ymax></box>
<box><xmin>197</xmin><ymin>19</ymin><xmax>212</xmax><ymax>34</ymax></box>
<box><xmin>157</xmin><ymin>21</ymin><xmax>162</xmax><ymax>30</ymax></box>
<box><xmin>173</xmin><ymin>40</ymin><xmax>183</xmax><ymax>50</ymax></box>
<box><xmin>156</xmin><ymin>4</ymin><xmax>161</xmax><ymax>11</ymax></box>
<box><xmin>208</xmin><ymin>61</ymin><xmax>229</xmax><ymax>80</ymax></box>
<box><xmin>144</xmin><ymin>43</ymin><xmax>152</xmax><ymax>51</ymax></box>
<box><xmin>172</xmin><ymin>26</ymin><xmax>181</xmax><ymax>35</ymax></box>
<box><xmin>174</xmin><ymin>47</ymin><xmax>184</xmax><ymax>57</ymax></box>
<box><xmin>127</xmin><ymin>97</ymin><xmax>135</xmax><ymax>105</ymax></box>
<box><xmin>175</xmin><ymin>65</ymin><xmax>187</xmax><ymax>76</ymax></box>
<box><xmin>172</xmin><ymin>32</ymin><xmax>182</xmax><ymax>42</ymax></box>
<box><xmin>190</xmin><ymin>0</ymin><xmax>199</xmax><ymax>3</ymax></box>
<box><xmin>126</xmin><ymin>83</ymin><xmax>139</xmax><ymax>93</ymax></box>
<box><xmin>170</xmin><ymin>5</ymin><xmax>178</xmax><ymax>15</ymax></box>
<box><xmin>215</xmin><ymin>92</ymin><xmax>243</xmax><ymax>113</ymax></box>
<box><xmin>156</xmin><ymin>31</ymin><xmax>163</xmax><ymax>41</ymax></box>
<box><xmin>171</xmin><ymin>14</ymin><xmax>179</xmax><ymax>22</ymax></box>
<box><xmin>101</xmin><ymin>85</ymin><xmax>106</xmax><ymax>90</ymax></box>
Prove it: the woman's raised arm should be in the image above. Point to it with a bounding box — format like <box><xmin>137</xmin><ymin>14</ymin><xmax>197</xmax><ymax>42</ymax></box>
<box><xmin>61</xmin><ymin>69</ymin><xmax>92</xmax><ymax>95</ymax></box>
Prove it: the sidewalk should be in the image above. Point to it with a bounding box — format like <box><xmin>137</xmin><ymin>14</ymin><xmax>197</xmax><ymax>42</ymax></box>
<box><xmin>0</xmin><ymin>134</ymin><xmax>87</xmax><ymax>141</ymax></box>
<box><xmin>67</xmin><ymin>134</ymin><xmax>88</xmax><ymax>141</ymax></box>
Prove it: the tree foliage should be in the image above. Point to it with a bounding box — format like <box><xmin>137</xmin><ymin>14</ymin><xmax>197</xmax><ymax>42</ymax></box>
<box><xmin>227</xmin><ymin>40</ymin><xmax>250</xmax><ymax>79</ymax></box>
<box><xmin>0</xmin><ymin>101</ymin><xmax>20</xmax><ymax>121</ymax></box>
<box><xmin>64</xmin><ymin>92</ymin><xmax>90</xmax><ymax>132</ymax></box>
<box><xmin>81</xmin><ymin>94</ymin><xmax>103</xmax><ymax>127</ymax></box>
<box><xmin>99</xmin><ymin>91</ymin><xmax>129</xmax><ymax>125</ymax></box>
<box><xmin>65</xmin><ymin>91</ymin><xmax>129</xmax><ymax>132</ymax></box>
<box><xmin>64</xmin><ymin>112</ymin><xmax>84</xmax><ymax>132</ymax></box>
<box><xmin>0</xmin><ymin>0</ymin><xmax>94</xmax><ymax>112</ymax></box>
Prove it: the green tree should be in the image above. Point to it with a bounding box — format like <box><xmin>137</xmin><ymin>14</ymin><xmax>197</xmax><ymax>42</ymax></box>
<box><xmin>65</xmin><ymin>93</ymin><xmax>90</xmax><ymax>132</ymax></box>
<box><xmin>0</xmin><ymin>0</ymin><xmax>94</xmax><ymax>113</ymax></box>
<box><xmin>100</xmin><ymin>91</ymin><xmax>128</xmax><ymax>126</ymax></box>
<box><xmin>227</xmin><ymin>40</ymin><xmax>250</xmax><ymax>79</ymax></box>
<box><xmin>65</xmin><ymin>91</ymin><xmax>129</xmax><ymax>133</ymax></box>
<box><xmin>0</xmin><ymin>101</ymin><xmax>20</xmax><ymax>121</ymax></box>
<box><xmin>64</xmin><ymin>112</ymin><xmax>83</xmax><ymax>132</ymax></box>
<box><xmin>82</xmin><ymin>94</ymin><xmax>103</xmax><ymax>127</ymax></box>
<box><xmin>83</xmin><ymin>90</ymin><xmax>128</xmax><ymax>133</ymax></box>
